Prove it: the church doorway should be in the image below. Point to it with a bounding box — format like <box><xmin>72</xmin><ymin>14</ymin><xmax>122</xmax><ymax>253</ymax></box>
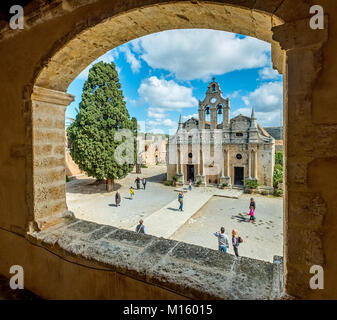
<box><xmin>187</xmin><ymin>165</ymin><xmax>195</xmax><ymax>182</ymax></box>
<box><xmin>234</xmin><ymin>167</ymin><xmax>244</xmax><ymax>186</ymax></box>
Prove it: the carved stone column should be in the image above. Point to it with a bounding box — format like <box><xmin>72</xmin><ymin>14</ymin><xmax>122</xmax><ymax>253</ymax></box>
<box><xmin>176</xmin><ymin>144</ymin><xmax>184</xmax><ymax>185</ymax></box>
<box><xmin>31</xmin><ymin>86</ymin><xmax>74</xmax><ymax>229</ymax></box>
<box><xmin>272</xmin><ymin>16</ymin><xmax>329</xmax><ymax>299</ymax></box>
<box><xmin>254</xmin><ymin>149</ymin><xmax>258</xmax><ymax>179</ymax></box>
<box><xmin>248</xmin><ymin>149</ymin><xmax>252</xmax><ymax>179</ymax></box>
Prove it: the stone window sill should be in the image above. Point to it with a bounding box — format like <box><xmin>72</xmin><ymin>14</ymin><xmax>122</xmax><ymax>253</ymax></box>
<box><xmin>27</xmin><ymin>219</ymin><xmax>284</xmax><ymax>300</ymax></box>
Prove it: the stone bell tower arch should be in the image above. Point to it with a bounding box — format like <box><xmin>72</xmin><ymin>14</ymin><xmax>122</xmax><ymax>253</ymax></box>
<box><xmin>200</xmin><ymin>78</ymin><xmax>230</xmax><ymax>130</ymax></box>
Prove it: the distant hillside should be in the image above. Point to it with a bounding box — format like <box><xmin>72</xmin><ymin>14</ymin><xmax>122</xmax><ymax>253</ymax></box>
<box><xmin>264</xmin><ymin>127</ymin><xmax>283</xmax><ymax>140</ymax></box>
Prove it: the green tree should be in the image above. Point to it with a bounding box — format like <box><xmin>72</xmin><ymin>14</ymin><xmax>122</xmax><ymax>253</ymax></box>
<box><xmin>273</xmin><ymin>163</ymin><xmax>283</xmax><ymax>189</ymax></box>
<box><xmin>275</xmin><ymin>151</ymin><xmax>283</xmax><ymax>166</ymax></box>
<box><xmin>67</xmin><ymin>61</ymin><xmax>137</xmax><ymax>191</ymax></box>
<box><xmin>273</xmin><ymin>151</ymin><xmax>284</xmax><ymax>189</ymax></box>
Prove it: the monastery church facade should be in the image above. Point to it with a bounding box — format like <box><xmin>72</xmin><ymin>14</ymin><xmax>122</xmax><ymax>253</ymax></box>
<box><xmin>166</xmin><ymin>78</ymin><xmax>275</xmax><ymax>189</ymax></box>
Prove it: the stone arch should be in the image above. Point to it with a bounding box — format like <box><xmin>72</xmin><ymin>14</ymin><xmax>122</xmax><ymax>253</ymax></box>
<box><xmin>34</xmin><ymin>1</ymin><xmax>287</xmax><ymax>91</ymax></box>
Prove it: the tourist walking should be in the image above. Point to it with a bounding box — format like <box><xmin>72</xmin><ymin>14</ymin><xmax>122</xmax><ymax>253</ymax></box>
<box><xmin>232</xmin><ymin>229</ymin><xmax>241</xmax><ymax>257</ymax></box>
<box><xmin>178</xmin><ymin>192</ymin><xmax>184</xmax><ymax>212</ymax></box>
<box><xmin>142</xmin><ymin>178</ymin><xmax>147</xmax><ymax>190</ymax></box>
<box><xmin>115</xmin><ymin>191</ymin><xmax>121</xmax><ymax>207</ymax></box>
<box><xmin>135</xmin><ymin>219</ymin><xmax>146</xmax><ymax>234</ymax></box>
<box><xmin>135</xmin><ymin>177</ymin><xmax>141</xmax><ymax>190</ymax></box>
<box><xmin>214</xmin><ymin>227</ymin><xmax>229</xmax><ymax>253</ymax></box>
<box><xmin>188</xmin><ymin>179</ymin><xmax>192</xmax><ymax>191</ymax></box>
<box><xmin>249</xmin><ymin>205</ymin><xmax>256</xmax><ymax>223</ymax></box>
<box><xmin>129</xmin><ymin>186</ymin><xmax>134</xmax><ymax>199</ymax></box>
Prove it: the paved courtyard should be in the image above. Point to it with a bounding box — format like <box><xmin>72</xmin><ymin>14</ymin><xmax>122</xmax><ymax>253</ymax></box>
<box><xmin>66</xmin><ymin>165</ymin><xmax>177</xmax><ymax>229</ymax></box>
<box><xmin>171</xmin><ymin>194</ymin><xmax>283</xmax><ymax>262</ymax></box>
<box><xmin>67</xmin><ymin>166</ymin><xmax>283</xmax><ymax>262</ymax></box>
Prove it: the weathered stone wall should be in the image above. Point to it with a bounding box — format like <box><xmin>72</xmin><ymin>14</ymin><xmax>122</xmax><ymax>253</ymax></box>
<box><xmin>0</xmin><ymin>0</ymin><xmax>336</xmax><ymax>299</ymax></box>
<box><xmin>1</xmin><ymin>218</ymin><xmax>284</xmax><ymax>300</ymax></box>
<box><xmin>141</xmin><ymin>137</ymin><xmax>167</xmax><ymax>166</ymax></box>
<box><xmin>31</xmin><ymin>86</ymin><xmax>74</xmax><ymax>229</ymax></box>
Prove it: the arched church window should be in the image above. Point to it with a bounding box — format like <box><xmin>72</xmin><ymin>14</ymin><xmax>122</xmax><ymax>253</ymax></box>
<box><xmin>217</xmin><ymin>104</ymin><xmax>223</xmax><ymax>124</ymax></box>
<box><xmin>205</xmin><ymin>106</ymin><xmax>210</xmax><ymax>122</ymax></box>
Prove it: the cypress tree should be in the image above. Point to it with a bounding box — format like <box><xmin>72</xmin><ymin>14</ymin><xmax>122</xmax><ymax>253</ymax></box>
<box><xmin>67</xmin><ymin>61</ymin><xmax>137</xmax><ymax>191</ymax></box>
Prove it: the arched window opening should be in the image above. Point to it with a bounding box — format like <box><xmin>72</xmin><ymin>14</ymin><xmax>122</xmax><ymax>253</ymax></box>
<box><xmin>205</xmin><ymin>106</ymin><xmax>210</xmax><ymax>122</ymax></box>
<box><xmin>217</xmin><ymin>104</ymin><xmax>223</xmax><ymax>124</ymax></box>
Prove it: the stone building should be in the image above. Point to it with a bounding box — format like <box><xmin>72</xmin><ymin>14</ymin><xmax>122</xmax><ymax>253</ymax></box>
<box><xmin>167</xmin><ymin>79</ymin><xmax>275</xmax><ymax>188</ymax></box>
<box><xmin>140</xmin><ymin>133</ymin><xmax>167</xmax><ymax>166</ymax></box>
<box><xmin>265</xmin><ymin>127</ymin><xmax>284</xmax><ymax>152</ymax></box>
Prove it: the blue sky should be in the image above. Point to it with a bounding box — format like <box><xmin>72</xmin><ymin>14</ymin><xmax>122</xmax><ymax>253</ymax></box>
<box><xmin>66</xmin><ymin>29</ymin><xmax>283</xmax><ymax>134</ymax></box>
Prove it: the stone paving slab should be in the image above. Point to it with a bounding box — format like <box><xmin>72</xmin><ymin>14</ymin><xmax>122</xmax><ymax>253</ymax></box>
<box><xmin>174</xmin><ymin>186</ymin><xmax>243</xmax><ymax>199</ymax></box>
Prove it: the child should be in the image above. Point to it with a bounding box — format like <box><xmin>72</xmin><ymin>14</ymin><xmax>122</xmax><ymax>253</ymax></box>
<box><xmin>232</xmin><ymin>229</ymin><xmax>240</xmax><ymax>257</ymax></box>
<box><xmin>249</xmin><ymin>205</ymin><xmax>256</xmax><ymax>223</ymax></box>
<box><xmin>188</xmin><ymin>179</ymin><xmax>192</xmax><ymax>191</ymax></box>
<box><xmin>178</xmin><ymin>192</ymin><xmax>184</xmax><ymax>211</ymax></box>
<box><xmin>129</xmin><ymin>186</ymin><xmax>134</xmax><ymax>199</ymax></box>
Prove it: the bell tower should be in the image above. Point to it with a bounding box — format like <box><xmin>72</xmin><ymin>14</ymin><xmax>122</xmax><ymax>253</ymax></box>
<box><xmin>199</xmin><ymin>77</ymin><xmax>230</xmax><ymax>130</ymax></box>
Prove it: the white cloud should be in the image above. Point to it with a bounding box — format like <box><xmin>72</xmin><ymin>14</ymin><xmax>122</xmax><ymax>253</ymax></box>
<box><xmin>77</xmin><ymin>51</ymin><xmax>118</xmax><ymax>80</ymax></box>
<box><xmin>138</xmin><ymin>76</ymin><xmax>197</xmax><ymax>110</ymax></box>
<box><xmin>120</xmin><ymin>45</ymin><xmax>141</xmax><ymax>73</ymax></box>
<box><xmin>242</xmin><ymin>82</ymin><xmax>283</xmax><ymax>112</ymax></box>
<box><xmin>147</xmin><ymin>107</ymin><xmax>169</xmax><ymax>120</ymax></box>
<box><xmin>146</xmin><ymin>118</ymin><xmax>177</xmax><ymax>132</ymax></box>
<box><xmin>234</xmin><ymin>81</ymin><xmax>283</xmax><ymax>126</ymax></box>
<box><xmin>131</xmin><ymin>29</ymin><xmax>270</xmax><ymax>81</ymax></box>
<box><xmin>259</xmin><ymin>66</ymin><xmax>280</xmax><ymax>80</ymax></box>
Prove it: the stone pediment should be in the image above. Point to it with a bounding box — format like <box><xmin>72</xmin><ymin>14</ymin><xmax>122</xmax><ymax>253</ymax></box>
<box><xmin>231</xmin><ymin>114</ymin><xmax>250</xmax><ymax>122</ymax></box>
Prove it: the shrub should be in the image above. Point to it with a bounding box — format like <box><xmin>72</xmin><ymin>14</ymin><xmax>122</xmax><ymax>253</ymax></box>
<box><xmin>261</xmin><ymin>190</ymin><xmax>269</xmax><ymax>196</ymax></box>
<box><xmin>273</xmin><ymin>164</ymin><xmax>283</xmax><ymax>189</ymax></box>
<box><xmin>163</xmin><ymin>180</ymin><xmax>172</xmax><ymax>186</ymax></box>
<box><xmin>275</xmin><ymin>189</ymin><xmax>283</xmax><ymax>197</ymax></box>
<box><xmin>141</xmin><ymin>164</ymin><xmax>148</xmax><ymax>168</ymax></box>
<box><xmin>197</xmin><ymin>180</ymin><xmax>202</xmax><ymax>185</ymax></box>
<box><xmin>172</xmin><ymin>175</ymin><xmax>179</xmax><ymax>182</ymax></box>
<box><xmin>245</xmin><ymin>179</ymin><xmax>259</xmax><ymax>189</ymax></box>
<box><xmin>275</xmin><ymin>151</ymin><xmax>284</xmax><ymax>167</ymax></box>
<box><xmin>66</xmin><ymin>175</ymin><xmax>70</xmax><ymax>182</ymax></box>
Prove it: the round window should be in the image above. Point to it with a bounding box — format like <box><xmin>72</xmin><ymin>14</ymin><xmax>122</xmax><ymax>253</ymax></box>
<box><xmin>210</xmin><ymin>97</ymin><xmax>217</xmax><ymax>104</ymax></box>
<box><xmin>236</xmin><ymin>154</ymin><xmax>242</xmax><ymax>160</ymax></box>
<box><xmin>188</xmin><ymin>152</ymin><xmax>193</xmax><ymax>158</ymax></box>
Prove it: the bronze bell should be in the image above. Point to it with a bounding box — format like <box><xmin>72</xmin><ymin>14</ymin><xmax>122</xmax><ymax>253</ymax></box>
<box><xmin>217</xmin><ymin>108</ymin><xmax>222</xmax><ymax>115</ymax></box>
<box><xmin>205</xmin><ymin>108</ymin><xmax>210</xmax><ymax>115</ymax></box>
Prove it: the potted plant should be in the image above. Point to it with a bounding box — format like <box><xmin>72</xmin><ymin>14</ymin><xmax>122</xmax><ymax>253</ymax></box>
<box><xmin>245</xmin><ymin>179</ymin><xmax>259</xmax><ymax>194</ymax></box>
<box><xmin>196</xmin><ymin>180</ymin><xmax>202</xmax><ymax>187</ymax></box>
<box><xmin>221</xmin><ymin>182</ymin><xmax>228</xmax><ymax>189</ymax></box>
